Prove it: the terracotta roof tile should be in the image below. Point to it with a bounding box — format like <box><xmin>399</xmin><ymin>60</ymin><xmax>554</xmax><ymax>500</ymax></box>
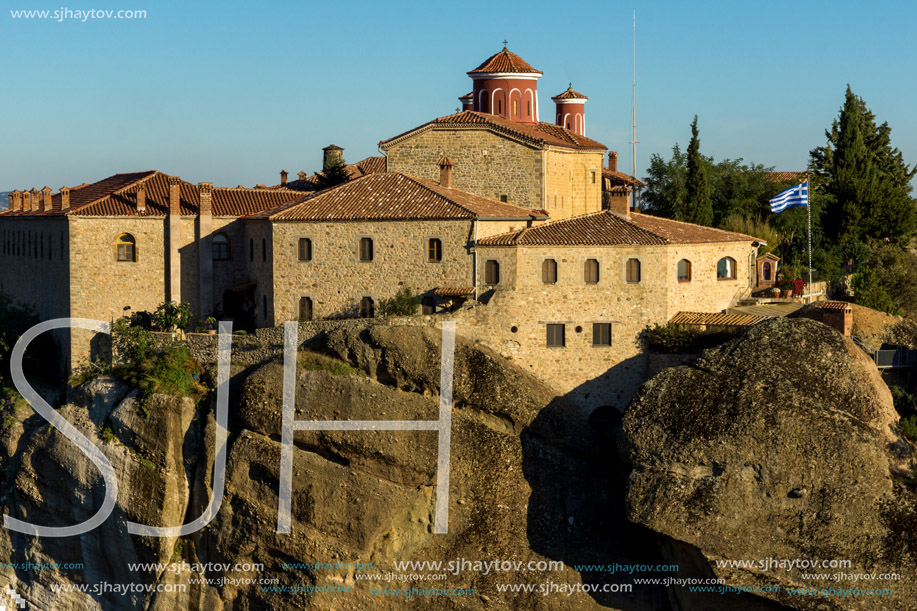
<box><xmin>380</xmin><ymin>111</ymin><xmax>606</xmax><ymax>151</ymax></box>
<box><xmin>435</xmin><ymin>287</ymin><xmax>475</xmax><ymax>297</ymax></box>
<box><xmin>669</xmin><ymin>311</ymin><xmax>769</xmax><ymax>327</ymax></box>
<box><xmin>766</xmin><ymin>171</ymin><xmax>806</xmax><ymax>183</ymax></box>
<box><xmin>602</xmin><ymin>168</ymin><xmax>646</xmax><ymax>189</ymax></box>
<box><xmin>276</xmin><ymin>155</ymin><xmax>387</xmax><ymax>192</ymax></box>
<box><xmin>478</xmin><ymin>210</ymin><xmax>758</xmax><ymax>247</ymax></box>
<box><xmin>468</xmin><ymin>47</ymin><xmax>541</xmax><ymax>74</ymax></box>
<box><xmin>2</xmin><ymin>171</ymin><xmax>304</xmax><ymax>218</ymax></box>
<box><xmin>256</xmin><ymin>173</ymin><xmax>542</xmax><ymax>222</ymax></box>
<box><xmin>552</xmin><ymin>85</ymin><xmax>588</xmax><ymax>100</ymax></box>
<box><xmin>625</xmin><ymin>212</ymin><xmax>758</xmax><ymax>244</ymax></box>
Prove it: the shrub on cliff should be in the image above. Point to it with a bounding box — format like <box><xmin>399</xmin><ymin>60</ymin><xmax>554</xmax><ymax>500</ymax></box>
<box><xmin>378</xmin><ymin>288</ymin><xmax>418</xmax><ymax>317</ymax></box>
<box><xmin>644</xmin><ymin>323</ymin><xmax>737</xmax><ymax>353</ymax></box>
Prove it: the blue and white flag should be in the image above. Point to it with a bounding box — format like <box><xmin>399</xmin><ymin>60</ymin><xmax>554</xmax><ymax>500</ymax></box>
<box><xmin>769</xmin><ymin>181</ymin><xmax>808</xmax><ymax>213</ymax></box>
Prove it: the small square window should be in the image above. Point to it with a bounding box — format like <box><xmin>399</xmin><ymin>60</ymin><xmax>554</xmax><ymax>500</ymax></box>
<box><xmin>546</xmin><ymin>324</ymin><xmax>565</xmax><ymax>347</ymax></box>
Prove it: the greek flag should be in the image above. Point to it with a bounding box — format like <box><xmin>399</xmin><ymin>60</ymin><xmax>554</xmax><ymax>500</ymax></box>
<box><xmin>769</xmin><ymin>181</ymin><xmax>808</xmax><ymax>213</ymax></box>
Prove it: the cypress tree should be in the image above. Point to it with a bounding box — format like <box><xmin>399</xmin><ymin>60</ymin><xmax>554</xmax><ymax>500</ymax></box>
<box><xmin>811</xmin><ymin>86</ymin><xmax>916</xmax><ymax>249</ymax></box>
<box><xmin>684</xmin><ymin>115</ymin><xmax>713</xmax><ymax>226</ymax></box>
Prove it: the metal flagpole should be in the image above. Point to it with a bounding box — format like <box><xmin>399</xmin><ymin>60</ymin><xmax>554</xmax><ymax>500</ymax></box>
<box><xmin>631</xmin><ymin>11</ymin><xmax>639</xmax><ymax>210</ymax></box>
<box><xmin>806</xmin><ymin>174</ymin><xmax>813</xmax><ymax>294</ymax></box>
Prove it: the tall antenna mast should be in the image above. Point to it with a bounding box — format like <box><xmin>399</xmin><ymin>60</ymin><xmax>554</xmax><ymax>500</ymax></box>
<box><xmin>631</xmin><ymin>11</ymin><xmax>640</xmax><ymax>210</ymax></box>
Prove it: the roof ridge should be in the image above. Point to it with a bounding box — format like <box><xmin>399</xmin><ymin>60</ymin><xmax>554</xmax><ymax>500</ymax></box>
<box><xmin>67</xmin><ymin>170</ymin><xmax>159</xmax><ymax>216</ymax></box>
<box><xmin>607</xmin><ymin>211</ymin><xmax>671</xmax><ymax>243</ymax></box>
<box><xmin>401</xmin><ymin>174</ymin><xmax>474</xmax><ymax>218</ymax></box>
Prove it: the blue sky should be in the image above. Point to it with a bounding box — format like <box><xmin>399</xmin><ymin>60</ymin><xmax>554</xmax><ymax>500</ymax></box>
<box><xmin>1</xmin><ymin>0</ymin><xmax>915</xmax><ymax>190</ymax></box>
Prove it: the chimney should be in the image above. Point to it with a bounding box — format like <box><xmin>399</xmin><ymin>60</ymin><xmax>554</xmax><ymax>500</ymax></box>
<box><xmin>59</xmin><ymin>187</ymin><xmax>70</xmax><ymax>211</ymax></box>
<box><xmin>136</xmin><ymin>186</ymin><xmax>146</xmax><ymax>214</ymax></box>
<box><xmin>608</xmin><ymin>151</ymin><xmax>618</xmax><ymax>172</ymax></box>
<box><xmin>280</xmin><ymin>170</ymin><xmax>288</xmax><ymax>187</ymax></box>
<box><xmin>168</xmin><ymin>176</ymin><xmax>182</xmax><ymax>216</ymax></box>
<box><xmin>28</xmin><ymin>188</ymin><xmax>39</xmax><ymax>212</ymax></box>
<box><xmin>198</xmin><ymin>182</ymin><xmax>213</xmax><ymax>215</ymax></box>
<box><xmin>438</xmin><ymin>156</ymin><xmax>454</xmax><ymax>189</ymax></box>
<box><xmin>297</xmin><ymin>171</ymin><xmax>308</xmax><ymax>181</ymax></box>
<box><xmin>322</xmin><ymin>144</ymin><xmax>344</xmax><ymax>172</ymax></box>
<box><xmin>9</xmin><ymin>190</ymin><xmax>21</xmax><ymax>212</ymax></box>
<box><xmin>40</xmin><ymin>186</ymin><xmax>52</xmax><ymax>212</ymax></box>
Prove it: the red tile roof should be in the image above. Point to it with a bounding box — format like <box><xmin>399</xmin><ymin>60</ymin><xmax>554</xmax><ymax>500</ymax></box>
<box><xmin>765</xmin><ymin>171</ymin><xmax>806</xmax><ymax>183</ymax></box>
<box><xmin>254</xmin><ymin>172</ymin><xmax>543</xmax><ymax>222</ymax></box>
<box><xmin>379</xmin><ymin>111</ymin><xmax>606</xmax><ymax>151</ymax></box>
<box><xmin>602</xmin><ymin>168</ymin><xmax>646</xmax><ymax>189</ymax></box>
<box><xmin>468</xmin><ymin>47</ymin><xmax>541</xmax><ymax>75</ymax></box>
<box><xmin>552</xmin><ymin>86</ymin><xmax>588</xmax><ymax>100</ymax></box>
<box><xmin>2</xmin><ymin>171</ymin><xmax>303</xmax><ymax>218</ymax></box>
<box><xmin>478</xmin><ymin>210</ymin><xmax>757</xmax><ymax>247</ymax></box>
<box><xmin>276</xmin><ymin>156</ymin><xmax>387</xmax><ymax>192</ymax></box>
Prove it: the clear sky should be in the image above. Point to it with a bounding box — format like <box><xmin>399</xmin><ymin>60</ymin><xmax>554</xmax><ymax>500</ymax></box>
<box><xmin>1</xmin><ymin>0</ymin><xmax>915</xmax><ymax>190</ymax></box>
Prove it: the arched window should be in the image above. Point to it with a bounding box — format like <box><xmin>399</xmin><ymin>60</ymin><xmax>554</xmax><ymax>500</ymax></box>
<box><xmin>717</xmin><ymin>257</ymin><xmax>736</xmax><ymax>280</ymax></box>
<box><xmin>298</xmin><ymin>237</ymin><xmax>312</xmax><ymax>261</ymax></box>
<box><xmin>542</xmin><ymin>259</ymin><xmax>557</xmax><ymax>284</ymax></box>
<box><xmin>625</xmin><ymin>258</ymin><xmax>641</xmax><ymax>283</ymax></box>
<box><xmin>484</xmin><ymin>260</ymin><xmax>500</xmax><ymax>284</ymax></box>
<box><xmin>497</xmin><ymin>99</ymin><xmax>502</xmax><ymax>114</ymax></box>
<box><xmin>677</xmin><ymin>259</ymin><xmax>692</xmax><ymax>282</ymax></box>
<box><xmin>421</xmin><ymin>296</ymin><xmax>436</xmax><ymax>315</ymax></box>
<box><xmin>359</xmin><ymin>237</ymin><xmax>374</xmax><ymax>261</ymax></box>
<box><xmin>584</xmin><ymin>259</ymin><xmax>599</xmax><ymax>284</ymax></box>
<box><xmin>299</xmin><ymin>296</ymin><xmax>313</xmax><ymax>321</ymax></box>
<box><xmin>763</xmin><ymin>261</ymin><xmax>772</xmax><ymax>281</ymax></box>
<box><xmin>427</xmin><ymin>238</ymin><xmax>442</xmax><ymax>262</ymax></box>
<box><xmin>116</xmin><ymin>233</ymin><xmax>136</xmax><ymax>262</ymax></box>
<box><xmin>213</xmin><ymin>233</ymin><xmax>230</xmax><ymax>261</ymax></box>
<box><xmin>360</xmin><ymin>296</ymin><xmax>374</xmax><ymax>318</ymax></box>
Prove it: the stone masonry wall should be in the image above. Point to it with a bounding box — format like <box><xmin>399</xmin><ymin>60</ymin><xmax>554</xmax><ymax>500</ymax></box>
<box><xmin>269</xmin><ymin>219</ymin><xmax>475</xmax><ymax>323</ymax></box>
<box><xmin>0</xmin><ymin>216</ymin><xmax>72</xmax><ymax>372</ymax></box>
<box><xmin>386</xmin><ymin>128</ymin><xmax>544</xmax><ymax>209</ymax></box>
<box><xmin>542</xmin><ymin>148</ymin><xmax>605</xmax><ymax>218</ymax></box>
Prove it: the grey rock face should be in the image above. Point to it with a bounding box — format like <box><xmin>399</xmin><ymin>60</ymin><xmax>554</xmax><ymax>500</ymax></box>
<box><xmin>621</xmin><ymin>317</ymin><xmax>917</xmax><ymax>610</ymax></box>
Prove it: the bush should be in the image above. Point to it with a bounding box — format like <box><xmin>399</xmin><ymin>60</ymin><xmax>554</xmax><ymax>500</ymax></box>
<box><xmin>891</xmin><ymin>385</ymin><xmax>917</xmax><ymax>418</ymax></box>
<box><xmin>112</xmin><ymin>317</ymin><xmax>207</xmax><ymax>400</ymax></box>
<box><xmin>69</xmin><ymin>358</ymin><xmax>112</xmax><ymax>387</ymax></box>
<box><xmin>152</xmin><ymin>301</ymin><xmax>195</xmax><ymax>332</ymax></box>
<box><xmin>900</xmin><ymin>415</ymin><xmax>917</xmax><ymax>442</ymax></box>
<box><xmin>644</xmin><ymin>323</ymin><xmax>737</xmax><ymax>353</ymax></box>
<box><xmin>378</xmin><ymin>287</ymin><xmax>418</xmax><ymax>317</ymax></box>
<box><xmin>851</xmin><ymin>266</ymin><xmax>898</xmax><ymax>315</ymax></box>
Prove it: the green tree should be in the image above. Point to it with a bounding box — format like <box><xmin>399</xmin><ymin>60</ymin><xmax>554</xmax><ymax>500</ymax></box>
<box><xmin>314</xmin><ymin>159</ymin><xmax>351</xmax><ymax>190</ymax></box>
<box><xmin>643</xmin><ymin>144</ymin><xmax>688</xmax><ymax>219</ymax></box>
<box><xmin>811</xmin><ymin>86</ymin><xmax>916</xmax><ymax>249</ymax></box>
<box><xmin>850</xmin><ymin>266</ymin><xmax>897</xmax><ymax>315</ymax></box>
<box><xmin>684</xmin><ymin>116</ymin><xmax>713</xmax><ymax>226</ymax></box>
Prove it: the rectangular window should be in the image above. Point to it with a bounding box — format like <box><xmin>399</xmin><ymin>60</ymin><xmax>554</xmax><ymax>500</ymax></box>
<box><xmin>626</xmin><ymin>258</ymin><xmax>641</xmax><ymax>283</ymax></box>
<box><xmin>298</xmin><ymin>238</ymin><xmax>312</xmax><ymax>261</ymax></box>
<box><xmin>593</xmin><ymin>323</ymin><xmax>612</xmax><ymax>346</ymax></box>
<box><xmin>546</xmin><ymin>324</ymin><xmax>565</xmax><ymax>347</ymax></box>
<box><xmin>500</xmin><ymin>195</ymin><xmax>508</xmax><ymax>202</ymax></box>
<box><xmin>299</xmin><ymin>296</ymin><xmax>313</xmax><ymax>321</ymax></box>
<box><xmin>359</xmin><ymin>237</ymin><xmax>374</xmax><ymax>261</ymax></box>
<box><xmin>427</xmin><ymin>238</ymin><xmax>442</xmax><ymax>262</ymax></box>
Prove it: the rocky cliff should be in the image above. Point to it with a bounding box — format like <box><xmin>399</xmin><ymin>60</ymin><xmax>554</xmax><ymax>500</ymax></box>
<box><xmin>0</xmin><ymin>325</ymin><xmax>669</xmax><ymax>610</ymax></box>
<box><xmin>621</xmin><ymin>317</ymin><xmax>917</xmax><ymax>611</ymax></box>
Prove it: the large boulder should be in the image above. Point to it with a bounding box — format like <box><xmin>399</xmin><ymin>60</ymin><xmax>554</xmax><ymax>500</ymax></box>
<box><xmin>621</xmin><ymin>316</ymin><xmax>917</xmax><ymax>610</ymax></box>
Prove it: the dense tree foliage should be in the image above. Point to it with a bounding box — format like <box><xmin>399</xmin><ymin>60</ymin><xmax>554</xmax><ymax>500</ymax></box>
<box><xmin>313</xmin><ymin>159</ymin><xmax>351</xmax><ymax>190</ymax></box>
<box><xmin>684</xmin><ymin>116</ymin><xmax>713</xmax><ymax>226</ymax></box>
<box><xmin>811</xmin><ymin>86</ymin><xmax>916</xmax><ymax>249</ymax></box>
